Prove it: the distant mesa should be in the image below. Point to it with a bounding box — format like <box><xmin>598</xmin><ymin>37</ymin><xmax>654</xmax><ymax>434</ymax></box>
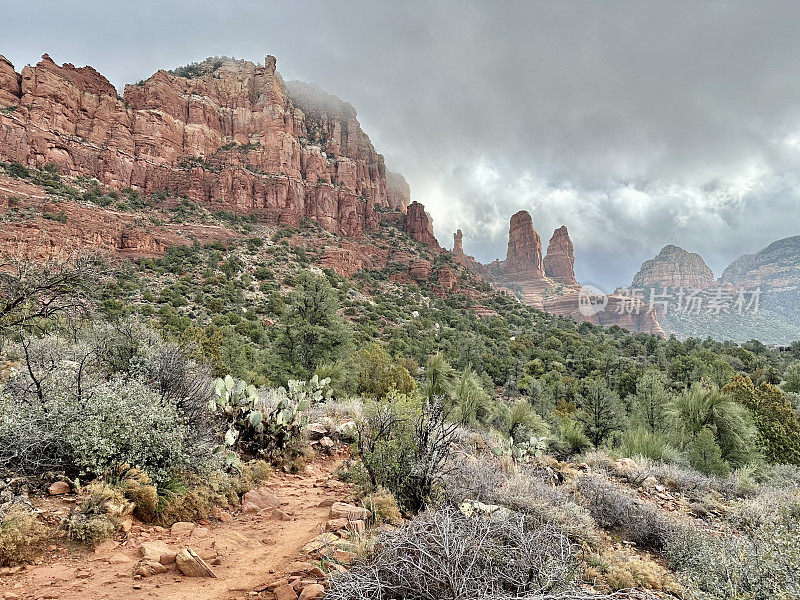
<box><xmin>720</xmin><ymin>235</ymin><xmax>800</xmax><ymax>289</ymax></box>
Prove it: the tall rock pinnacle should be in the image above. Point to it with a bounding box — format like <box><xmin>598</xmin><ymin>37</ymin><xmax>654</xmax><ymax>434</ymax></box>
<box><xmin>544</xmin><ymin>225</ymin><xmax>577</xmax><ymax>285</ymax></box>
<box><xmin>503</xmin><ymin>210</ymin><xmax>545</xmax><ymax>279</ymax></box>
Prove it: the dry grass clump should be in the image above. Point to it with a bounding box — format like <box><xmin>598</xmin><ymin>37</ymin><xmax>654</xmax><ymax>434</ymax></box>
<box><xmin>0</xmin><ymin>506</ymin><xmax>48</xmax><ymax>566</ymax></box>
<box><xmin>64</xmin><ymin>482</ymin><xmax>131</xmax><ymax>545</ymax></box>
<box><xmin>586</xmin><ymin>549</ymin><xmax>680</xmax><ymax>594</ymax></box>
<box><xmin>113</xmin><ymin>466</ymin><xmax>159</xmax><ymax>521</ymax></box>
<box><xmin>361</xmin><ymin>487</ymin><xmax>402</xmax><ymax>525</ymax></box>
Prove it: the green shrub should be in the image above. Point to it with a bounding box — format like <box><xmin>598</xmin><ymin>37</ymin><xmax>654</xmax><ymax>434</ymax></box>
<box><xmin>357</xmin><ymin>394</ymin><xmax>459</xmax><ymax>512</ymax></box>
<box><xmin>355</xmin><ymin>343</ymin><xmax>416</xmax><ymax>398</ymax></box>
<box><xmin>619</xmin><ymin>428</ymin><xmax>678</xmax><ymax>462</ymax></box>
<box><xmin>0</xmin><ymin>374</ymin><xmax>198</xmax><ymax>485</ymax></box>
<box><xmin>726</xmin><ymin>376</ymin><xmax>800</xmax><ymax>465</ymax></box>
<box><xmin>687</xmin><ymin>428</ymin><xmax>730</xmax><ymax>477</ymax></box>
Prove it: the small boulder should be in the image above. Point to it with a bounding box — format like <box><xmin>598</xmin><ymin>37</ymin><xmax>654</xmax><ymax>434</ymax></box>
<box><xmin>298</xmin><ymin>583</ymin><xmax>325</xmax><ymax>600</ymax></box>
<box><xmin>170</xmin><ymin>522</ymin><xmax>196</xmax><ymax>537</ymax></box>
<box><xmin>140</xmin><ymin>541</ymin><xmax>177</xmax><ymax>565</ymax></box>
<box><xmin>175</xmin><ymin>548</ymin><xmax>216</xmax><ymax>578</ymax></box>
<box><xmin>48</xmin><ymin>481</ymin><xmax>70</xmax><ymax>496</ymax></box>
<box><xmin>273</xmin><ymin>583</ymin><xmax>298</xmax><ymax>600</ymax></box>
<box><xmin>306</xmin><ymin>423</ymin><xmax>328</xmax><ymax>440</ymax></box>
<box><xmin>134</xmin><ymin>560</ymin><xmax>169</xmax><ymax>577</ymax></box>
<box><xmin>241</xmin><ymin>488</ymin><xmax>280</xmax><ymax>513</ymax></box>
<box><xmin>286</xmin><ymin>561</ymin><xmax>326</xmax><ymax>578</ymax></box>
<box><xmin>300</xmin><ymin>533</ymin><xmax>338</xmax><ymax>555</ymax></box>
<box><xmin>319</xmin><ymin>436</ymin><xmax>334</xmax><ymax>449</ymax></box>
<box><xmin>329</xmin><ymin>502</ymin><xmax>371</xmax><ymax>520</ymax></box>
<box><xmin>325</xmin><ymin>518</ymin><xmax>349</xmax><ymax>532</ymax></box>
<box><xmin>614</xmin><ymin>458</ymin><xmax>638</xmax><ymax>471</ymax></box>
<box><xmin>218</xmin><ymin>511</ymin><xmax>234</xmax><ymax>524</ymax></box>
<box><xmin>641</xmin><ymin>475</ymin><xmax>659</xmax><ymax>489</ymax></box>
<box><xmin>334</xmin><ymin>421</ymin><xmax>358</xmax><ymax>442</ymax></box>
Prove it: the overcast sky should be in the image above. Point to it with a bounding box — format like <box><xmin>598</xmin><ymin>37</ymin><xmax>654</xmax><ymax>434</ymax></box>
<box><xmin>5</xmin><ymin>0</ymin><xmax>800</xmax><ymax>290</ymax></box>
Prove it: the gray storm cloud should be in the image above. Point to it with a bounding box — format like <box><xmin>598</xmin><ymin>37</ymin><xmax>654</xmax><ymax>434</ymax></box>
<box><xmin>5</xmin><ymin>0</ymin><xmax>800</xmax><ymax>289</ymax></box>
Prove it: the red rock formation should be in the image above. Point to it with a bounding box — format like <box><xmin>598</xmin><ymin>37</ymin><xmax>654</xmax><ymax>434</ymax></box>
<box><xmin>405</xmin><ymin>201</ymin><xmax>441</xmax><ymax>250</ymax></box>
<box><xmin>0</xmin><ymin>53</ymin><xmax>408</xmax><ymax>237</ymax></box>
<box><xmin>451</xmin><ymin>229</ymin><xmax>487</xmax><ymax>275</ymax></box>
<box><xmin>409</xmin><ymin>259</ymin><xmax>432</xmax><ymax>281</ymax></box>
<box><xmin>386</xmin><ymin>170</ymin><xmax>410</xmax><ymax>213</ymax></box>
<box><xmin>632</xmin><ymin>245</ymin><xmax>715</xmax><ymax>289</ymax></box>
<box><xmin>543</xmin><ymin>226</ymin><xmax>577</xmax><ymax>285</ymax></box>
<box><xmin>503</xmin><ymin>211</ymin><xmax>544</xmax><ymax>279</ymax></box>
<box><xmin>453</xmin><ymin>229</ymin><xmax>464</xmax><ymax>255</ymax></box>
<box><xmin>437</xmin><ymin>265</ymin><xmax>457</xmax><ymax>292</ymax></box>
<box><xmin>451</xmin><ymin>210</ymin><xmax>666</xmax><ymax>337</ymax></box>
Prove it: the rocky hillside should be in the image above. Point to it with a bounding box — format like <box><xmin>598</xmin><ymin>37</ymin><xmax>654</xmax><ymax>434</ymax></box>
<box><xmin>720</xmin><ymin>235</ymin><xmax>800</xmax><ymax>289</ymax></box>
<box><xmin>632</xmin><ymin>244</ymin><xmax>716</xmax><ymax>290</ymax></box>
<box><xmin>0</xmin><ymin>54</ymin><xmax>410</xmax><ymax>238</ymax></box>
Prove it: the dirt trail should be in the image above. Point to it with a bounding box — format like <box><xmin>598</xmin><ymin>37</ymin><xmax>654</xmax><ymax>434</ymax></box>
<box><xmin>1</xmin><ymin>457</ymin><xmax>351</xmax><ymax>600</ymax></box>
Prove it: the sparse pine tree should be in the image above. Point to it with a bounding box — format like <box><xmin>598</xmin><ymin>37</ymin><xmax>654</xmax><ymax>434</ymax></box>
<box><xmin>632</xmin><ymin>369</ymin><xmax>670</xmax><ymax>433</ymax></box>
<box><xmin>576</xmin><ymin>379</ymin><xmax>624</xmax><ymax>448</ymax></box>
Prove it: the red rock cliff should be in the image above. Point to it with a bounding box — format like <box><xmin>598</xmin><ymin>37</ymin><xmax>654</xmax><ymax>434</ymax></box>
<box><xmin>0</xmin><ymin>53</ymin><xmax>410</xmax><ymax>236</ymax></box>
<box><xmin>543</xmin><ymin>225</ymin><xmax>577</xmax><ymax>285</ymax></box>
<box><xmin>502</xmin><ymin>210</ymin><xmax>545</xmax><ymax>279</ymax></box>
<box><xmin>404</xmin><ymin>201</ymin><xmax>441</xmax><ymax>250</ymax></box>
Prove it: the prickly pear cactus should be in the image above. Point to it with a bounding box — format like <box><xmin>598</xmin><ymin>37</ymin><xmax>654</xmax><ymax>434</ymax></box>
<box><xmin>209</xmin><ymin>374</ymin><xmax>330</xmax><ymax>465</ymax></box>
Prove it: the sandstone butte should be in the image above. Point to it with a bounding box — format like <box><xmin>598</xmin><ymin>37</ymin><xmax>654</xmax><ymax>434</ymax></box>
<box><xmin>632</xmin><ymin>244</ymin><xmax>716</xmax><ymax>290</ymax></box>
<box><xmin>0</xmin><ymin>52</ymin><xmax>664</xmax><ymax>336</ymax></box>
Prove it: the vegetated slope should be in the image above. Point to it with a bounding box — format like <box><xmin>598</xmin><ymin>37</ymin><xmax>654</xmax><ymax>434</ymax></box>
<box><xmin>2</xmin><ymin>162</ymin><xmax>800</xmax><ymax>600</ymax></box>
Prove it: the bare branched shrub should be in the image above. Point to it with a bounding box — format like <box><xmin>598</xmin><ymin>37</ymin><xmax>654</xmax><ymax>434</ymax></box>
<box><xmin>575</xmin><ymin>474</ymin><xmax>675</xmax><ymax>550</ymax></box>
<box><xmin>326</xmin><ymin>506</ymin><xmax>579</xmax><ymax>600</ymax></box>
<box><xmin>0</xmin><ymin>254</ymin><xmax>100</xmax><ymax>336</ymax></box>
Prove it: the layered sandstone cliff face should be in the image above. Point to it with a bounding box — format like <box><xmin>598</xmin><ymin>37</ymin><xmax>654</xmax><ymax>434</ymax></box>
<box><xmin>0</xmin><ymin>54</ymin><xmax>410</xmax><ymax>237</ymax></box>
<box><xmin>543</xmin><ymin>225</ymin><xmax>577</xmax><ymax>285</ymax></box>
<box><xmin>632</xmin><ymin>244</ymin><xmax>715</xmax><ymax>289</ymax></box>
